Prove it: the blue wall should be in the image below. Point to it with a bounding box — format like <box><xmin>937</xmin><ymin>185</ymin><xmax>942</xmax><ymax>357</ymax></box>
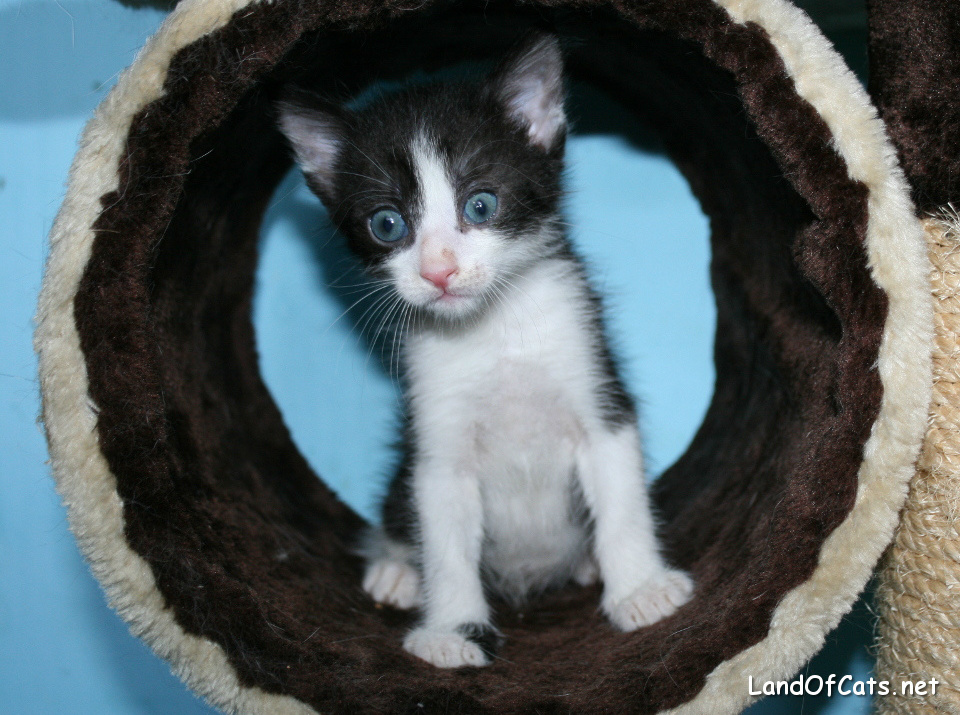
<box><xmin>0</xmin><ymin>1</ymin><xmax>871</xmax><ymax>712</ymax></box>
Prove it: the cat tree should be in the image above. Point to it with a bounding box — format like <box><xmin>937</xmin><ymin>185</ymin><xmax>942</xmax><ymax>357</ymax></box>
<box><xmin>36</xmin><ymin>0</ymin><xmax>953</xmax><ymax>711</ymax></box>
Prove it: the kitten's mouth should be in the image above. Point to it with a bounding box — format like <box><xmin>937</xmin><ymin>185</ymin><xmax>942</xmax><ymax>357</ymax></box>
<box><xmin>425</xmin><ymin>287</ymin><xmax>482</xmax><ymax>317</ymax></box>
<box><xmin>426</xmin><ymin>284</ymin><xmax>470</xmax><ymax>303</ymax></box>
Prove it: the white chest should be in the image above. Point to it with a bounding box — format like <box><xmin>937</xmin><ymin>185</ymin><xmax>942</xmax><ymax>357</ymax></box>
<box><xmin>405</xmin><ymin>263</ymin><xmax>599</xmax><ymax>456</ymax></box>
<box><xmin>404</xmin><ymin>264</ymin><xmax>600</xmax><ymax>595</ymax></box>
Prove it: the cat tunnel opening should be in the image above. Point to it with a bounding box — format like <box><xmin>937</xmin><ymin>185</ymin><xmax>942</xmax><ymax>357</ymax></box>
<box><xmin>37</xmin><ymin>0</ymin><xmax>930</xmax><ymax>713</ymax></box>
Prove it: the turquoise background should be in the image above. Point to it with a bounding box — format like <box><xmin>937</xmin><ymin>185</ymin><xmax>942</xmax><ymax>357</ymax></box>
<box><xmin>0</xmin><ymin>1</ymin><xmax>872</xmax><ymax>712</ymax></box>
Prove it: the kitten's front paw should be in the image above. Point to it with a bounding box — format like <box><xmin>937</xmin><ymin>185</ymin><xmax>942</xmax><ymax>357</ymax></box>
<box><xmin>604</xmin><ymin>570</ymin><xmax>693</xmax><ymax>631</ymax></box>
<box><xmin>362</xmin><ymin>559</ymin><xmax>420</xmax><ymax>609</ymax></box>
<box><xmin>403</xmin><ymin>623</ymin><xmax>501</xmax><ymax>668</ymax></box>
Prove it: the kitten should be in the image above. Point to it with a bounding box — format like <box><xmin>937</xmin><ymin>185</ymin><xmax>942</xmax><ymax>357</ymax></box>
<box><xmin>278</xmin><ymin>35</ymin><xmax>693</xmax><ymax>669</ymax></box>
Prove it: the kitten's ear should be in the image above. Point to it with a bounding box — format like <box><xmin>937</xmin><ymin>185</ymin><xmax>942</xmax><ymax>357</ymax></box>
<box><xmin>491</xmin><ymin>34</ymin><xmax>566</xmax><ymax>151</ymax></box>
<box><xmin>276</xmin><ymin>92</ymin><xmax>346</xmax><ymax>199</ymax></box>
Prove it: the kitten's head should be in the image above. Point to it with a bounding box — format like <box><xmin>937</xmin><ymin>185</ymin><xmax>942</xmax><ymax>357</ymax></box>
<box><xmin>277</xmin><ymin>35</ymin><xmax>567</xmax><ymax>321</ymax></box>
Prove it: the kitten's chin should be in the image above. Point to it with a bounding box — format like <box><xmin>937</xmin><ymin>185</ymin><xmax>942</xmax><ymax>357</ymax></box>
<box><xmin>420</xmin><ymin>290</ymin><xmax>485</xmax><ymax>321</ymax></box>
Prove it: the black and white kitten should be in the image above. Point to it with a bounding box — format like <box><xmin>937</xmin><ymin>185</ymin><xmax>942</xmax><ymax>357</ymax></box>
<box><xmin>278</xmin><ymin>35</ymin><xmax>693</xmax><ymax>669</ymax></box>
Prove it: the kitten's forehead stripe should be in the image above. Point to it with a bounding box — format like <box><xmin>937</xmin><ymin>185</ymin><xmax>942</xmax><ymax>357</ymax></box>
<box><xmin>411</xmin><ymin>135</ymin><xmax>459</xmax><ymax>236</ymax></box>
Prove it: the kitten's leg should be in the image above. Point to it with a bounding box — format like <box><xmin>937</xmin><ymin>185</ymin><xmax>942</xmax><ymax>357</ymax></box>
<box><xmin>576</xmin><ymin>425</ymin><xmax>693</xmax><ymax>631</ymax></box>
<box><xmin>403</xmin><ymin>463</ymin><xmax>500</xmax><ymax>668</ymax></box>
<box><xmin>360</xmin><ymin>528</ymin><xmax>421</xmax><ymax>609</ymax></box>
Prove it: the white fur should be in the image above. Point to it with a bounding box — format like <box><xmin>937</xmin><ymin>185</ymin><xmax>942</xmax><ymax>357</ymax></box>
<box><xmin>407</xmin><ymin>259</ymin><xmax>597</xmax><ymax>612</ymax></box>
<box><xmin>403</xmin><ymin>628</ymin><xmax>489</xmax><ymax>668</ymax></box>
<box><xmin>369</xmin><ymin>148</ymin><xmax>692</xmax><ymax>666</ymax></box>
<box><xmin>363</xmin><ymin>560</ymin><xmax>421</xmax><ymax>609</ymax></box>
<box><xmin>361</xmin><ymin>533</ymin><xmax>422</xmax><ymax>608</ymax></box>
<box><xmin>402</xmin><ymin>260</ymin><xmax>691</xmax><ymax>640</ymax></box>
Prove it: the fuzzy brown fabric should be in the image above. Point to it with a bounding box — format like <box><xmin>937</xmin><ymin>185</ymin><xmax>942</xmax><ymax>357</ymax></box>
<box><xmin>72</xmin><ymin>0</ymin><xmax>884</xmax><ymax>712</ymax></box>
<box><xmin>868</xmin><ymin>0</ymin><xmax>960</xmax><ymax>212</ymax></box>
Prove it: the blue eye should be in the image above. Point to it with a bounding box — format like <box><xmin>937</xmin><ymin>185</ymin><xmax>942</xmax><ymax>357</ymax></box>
<box><xmin>369</xmin><ymin>209</ymin><xmax>408</xmax><ymax>243</ymax></box>
<box><xmin>463</xmin><ymin>192</ymin><xmax>498</xmax><ymax>224</ymax></box>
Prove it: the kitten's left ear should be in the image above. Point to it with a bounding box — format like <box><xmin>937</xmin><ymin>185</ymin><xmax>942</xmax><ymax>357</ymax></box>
<box><xmin>276</xmin><ymin>91</ymin><xmax>346</xmax><ymax>200</ymax></box>
<box><xmin>491</xmin><ymin>34</ymin><xmax>567</xmax><ymax>151</ymax></box>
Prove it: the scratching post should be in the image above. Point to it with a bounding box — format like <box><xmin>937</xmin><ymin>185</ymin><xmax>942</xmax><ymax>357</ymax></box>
<box><xmin>869</xmin><ymin>2</ymin><xmax>960</xmax><ymax>711</ymax></box>
<box><xmin>875</xmin><ymin>215</ymin><xmax>960</xmax><ymax>713</ymax></box>
<box><xmin>35</xmin><ymin>0</ymin><xmax>932</xmax><ymax>712</ymax></box>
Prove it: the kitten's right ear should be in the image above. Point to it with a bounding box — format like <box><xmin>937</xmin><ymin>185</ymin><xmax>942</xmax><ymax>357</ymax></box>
<box><xmin>490</xmin><ymin>34</ymin><xmax>566</xmax><ymax>151</ymax></box>
<box><xmin>276</xmin><ymin>92</ymin><xmax>345</xmax><ymax>199</ymax></box>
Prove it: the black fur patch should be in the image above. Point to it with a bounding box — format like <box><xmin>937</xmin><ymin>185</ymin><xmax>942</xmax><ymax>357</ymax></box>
<box><xmin>455</xmin><ymin>622</ymin><xmax>504</xmax><ymax>660</ymax></box>
<box><xmin>381</xmin><ymin>413</ymin><xmax>419</xmax><ymax>545</ymax></box>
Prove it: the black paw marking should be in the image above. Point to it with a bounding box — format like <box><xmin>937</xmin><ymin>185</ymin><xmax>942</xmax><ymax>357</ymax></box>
<box><xmin>455</xmin><ymin>622</ymin><xmax>503</xmax><ymax>660</ymax></box>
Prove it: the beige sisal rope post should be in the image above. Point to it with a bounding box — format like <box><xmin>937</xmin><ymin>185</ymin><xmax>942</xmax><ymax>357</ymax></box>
<box><xmin>875</xmin><ymin>214</ymin><xmax>960</xmax><ymax>714</ymax></box>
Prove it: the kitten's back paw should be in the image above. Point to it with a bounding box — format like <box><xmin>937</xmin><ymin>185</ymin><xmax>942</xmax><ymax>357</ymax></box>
<box><xmin>403</xmin><ymin>624</ymin><xmax>500</xmax><ymax>668</ymax></box>
<box><xmin>573</xmin><ymin>554</ymin><xmax>600</xmax><ymax>586</ymax></box>
<box><xmin>362</xmin><ymin>559</ymin><xmax>420</xmax><ymax>609</ymax></box>
<box><xmin>605</xmin><ymin>569</ymin><xmax>693</xmax><ymax>631</ymax></box>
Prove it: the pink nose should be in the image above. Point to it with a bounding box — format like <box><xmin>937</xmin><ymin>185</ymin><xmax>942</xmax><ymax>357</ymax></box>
<box><xmin>421</xmin><ymin>266</ymin><xmax>457</xmax><ymax>290</ymax></box>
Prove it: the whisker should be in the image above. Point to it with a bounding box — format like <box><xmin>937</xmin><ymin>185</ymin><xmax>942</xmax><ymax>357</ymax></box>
<box><xmin>348</xmin><ymin>290</ymin><xmax>400</xmax><ymax>367</ymax></box>
<box><xmin>344</xmin><ymin>140</ymin><xmax>392</xmax><ymax>183</ymax></box>
<box><xmin>390</xmin><ymin>302</ymin><xmax>412</xmax><ymax>379</ymax></box>
<box><xmin>320</xmin><ymin>282</ymin><xmax>394</xmax><ymax>340</ymax></box>
<box><xmin>456</xmin><ymin>130</ymin><xmax>507</xmax><ymax>168</ymax></box>
<box><xmin>496</xmin><ymin>273</ymin><xmax>545</xmax><ymax>349</ymax></box>
<box><xmin>465</xmin><ymin>161</ymin><xmax>547</xmax><ymax>188</ymax></box>
<box><xmin>493</xmin><ymin>281</ymin><xmax>526</xmax><ymax>346</ymax></box>
<box><xmin>337</xmin><ymin>170</ymin><xmax>393</xmax><ymax>188</ymax></box>
<box><xmin>368</xmin><ymin>294</ymin><xmax>406</xmax><ymax>374</ymax></box>
<box><xmin>335</xmin><ymin>188</ymin><xmax>395</xmax><ymax>214</ymax></box>
<box><xmin>326</xmin><ymin>276</ymin><xmax>394</xmax><ymax>291</ymax></box>
<box><xmin>356</xmin><ymin>289</ymin><xmax>400</xmax><ymax>341</ymax></box>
